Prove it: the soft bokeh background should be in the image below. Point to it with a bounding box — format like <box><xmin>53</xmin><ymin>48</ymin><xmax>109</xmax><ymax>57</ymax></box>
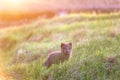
<box><xmin>0</xmin><ymin>0</ymin><xmax>120</xmax><ymax>80</ymax></box>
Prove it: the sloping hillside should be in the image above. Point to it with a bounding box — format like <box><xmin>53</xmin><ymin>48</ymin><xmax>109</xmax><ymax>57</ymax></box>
<box><xmin>0</xmin><ymin>13</ymin><xmax>120</xmax><ymax>80</ymax></box>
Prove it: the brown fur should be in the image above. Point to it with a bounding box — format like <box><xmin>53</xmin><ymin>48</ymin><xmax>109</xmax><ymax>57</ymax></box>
<box><xmin>44</xmin><ymin>43</ymin><xmax>72</xmax><ymax>68</ymax></box>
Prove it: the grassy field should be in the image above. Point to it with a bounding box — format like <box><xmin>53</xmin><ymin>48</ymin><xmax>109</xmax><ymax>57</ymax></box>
<box><xmin>0</xmin><ymin>13</ymin><xmax>120</xmax><ymax>80</ymax></box>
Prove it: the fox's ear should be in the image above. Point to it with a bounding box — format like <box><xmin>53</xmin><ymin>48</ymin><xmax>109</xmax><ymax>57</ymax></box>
<box><xmin>61</xmin><ymin>43</ymin><xmax>65</xmax><ymax>48</ymax></box>
<box><xmin>69</xmin><ymin>43</ymin><xmax>72</xmax><ymax>46</ymax></box>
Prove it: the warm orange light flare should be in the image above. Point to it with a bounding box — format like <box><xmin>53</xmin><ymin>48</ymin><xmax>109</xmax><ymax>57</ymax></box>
<box><xmin>10</xmin><ymin>0</ymin><xmax>25</xmax><ymax>10</ymax></box>
<box><xmin>0</xmin><ymin>0</ymin><xmax>45</xmax><ymax>21</ymax></box>
<box><xmin>8</xmin><ymin>0</ymin><xmax>23</xmax><ymax>4</ymax></box>
<box><xmin>8</xmin><ymin>0</ymin><xmax>23</xmax><ymax>5</ymax></box>
<box><xmin>0</xmin><ymin>0</ymin><xmax>47</xmax><ymax>11</ymax></box>
<box><xmin>0</xmin><ymin>0</ymin><xmax>39</xmax><ymax>10</ymax></box>
<box><xmin>0</xmin><ymin>0</ymin><xmax>27</xmax><ymax>10</ymax></box>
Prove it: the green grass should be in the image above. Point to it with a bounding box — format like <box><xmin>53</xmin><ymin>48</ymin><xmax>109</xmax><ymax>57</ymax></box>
<box><xmin>0</xmin><ymin>13</ymin><xmax>120</xmax><ymax>80</ymax></box>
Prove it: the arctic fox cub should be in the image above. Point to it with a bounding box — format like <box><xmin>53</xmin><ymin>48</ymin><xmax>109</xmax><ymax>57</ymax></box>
<box><xmin>44</xmin><ymin>43</ymin><xmax>72</xmax><ymax>68</ymax></box>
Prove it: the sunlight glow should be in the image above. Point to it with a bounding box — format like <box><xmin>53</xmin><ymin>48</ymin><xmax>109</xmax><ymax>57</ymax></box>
<box><xmin>6</xmin><ymin>0</ymin><xmax>26</xmax><ymax>9</ymax></box>
<box><xmin>0</xmin><ymin>0</ymin><xmax>42</xmax><ymax>11</ymax></box>
<box><xmin>0</xmin><ymin>0</ymin><xmax>45</xmax><ymax>21</ymax></box>
<box><xmin>0</xmin><ymin>0</ymin><xmax>36</xmax><ymax>10</ymax></box>
<box><xmin>8</xmin><ymin>0</ymin><xmax>23</xmax><ymax>4</ymax></box>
